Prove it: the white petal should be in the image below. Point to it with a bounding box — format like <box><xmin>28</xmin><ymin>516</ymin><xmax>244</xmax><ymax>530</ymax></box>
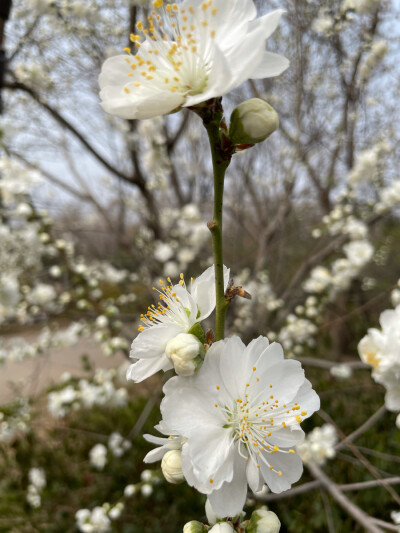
<box><xmin>293</xmin><ymin>380</ymin><xmax>321</xmax><ymax>416</ymax></box>
<box><xmin>171</xmin><ymin>285</ymin><xmax>198</xmax><ymax>322</ymax></box>
<box><xmin>248</xmin><ymin>10</ymin><xmax>286</xmax><ymax>42</ymax></box>
<box><xmin>260</xmin><ymin>450</ymin><xmax>303</xmax><ymax>493</ymax></box>
<box><xmin>208</xmin><ymin>450</ymin><xmax>247</xmax><ymax>518</ymax></box>
<box><xmin>143</xmin><ymin>434</ymin><xmax>171</xmax><ymax>446</ymax></box>
<box><xmin>124</xmin><ymin>90</ymin><xmax>185</xmax><ymax>120</ymax></box>
<box><xmin>256</xmin><ymin>359</ymin><xmax>304</xmax><ymax>404</ymax></box>
<box><xmin>143</xmin><ymin>447</ymin><xmax>167</xmax><ymax>463</ymax></box>
<box><xmin>161</xmin><ymin>378</ymin><xmax>225</xmax><ymax>434</ymax></box>
<box><xmin>255</xmin><ymin>342</ymin><xmax>284</xmax><ymax>370</ymax></box>
<box><xmin>181</xmin><ymin>444</ymin><xmax>213</xmax><ymax>494</ymax></box>
<box><xmin>251</xmin><ymin>51</ymin><xmax>290</xmax><ymax>79</ymax></box>
<box><xmin>184</xmin><ymin>43</ymin><xmax>235</xmax><ymax>107</ymax></box>
<box><xmin>99</xmin><ymin>53</ymin><xmax>185</xmax><ymax>119</ymax></box>
<box><xmin>219</xmin><ymin>337</ymin><xmax>247</xmax><ymax>396</ymax></box>
<box><xmin>246</xmin><ymin>457</ymin><xmax>263</xmax><ymax>493</ymax></box>
<box><xmin>99</xmin><ymin>96</ymin><xmax>139</xmax><ymax>120</ymax></box>
<box><xmin>126</xmin><ymin>355</ymin><xmax>172</xmax><ymax>383</ymax></box>
<box><xmin>380</xmin><ymin>309</ymin><xmax>397</xmax><ymax>331</ymax></box>
<box><xmin>385</xmin><ymin>386</ymin><xmax>400</xmax><ymax>411</ymax></box>
<box><xmin>188</xmin><ymin>265</ymin><xmax>229</xmax><ymax>321</ymax></box>
<box><xmin>187</xmin><ymin>427</ymin><xmax>234</xmax><ymax>485</ymax></box>
<box><xmin>243</xmin><ymin>336</ymin><xmax>270</xmax><ymax>365</ymax></box>
<box><xmin>268</xmin><ymin>427</ymin><xmax>305</xmax><ymax>448</ymax></box>
<box><xmin>99</xmin><ymin>55</ymin><xmax>132</xmax><ymax>88</ymax></box>
<box><xmin>130</xmin><ymin>323</ymin><xmax>182</xmax><ymax>360</ymax></box>
<box><xmin>218</xmin><ymin>11</ymin><xmax>287</xmax><ymax>92</ymax></box>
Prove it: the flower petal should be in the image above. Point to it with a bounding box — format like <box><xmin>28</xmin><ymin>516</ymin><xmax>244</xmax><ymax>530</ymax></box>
<box><xmin>126</xmin><ymin>355</ymin><xmax>172</xmax><ymax>383</ymax></box>
<box><xmin>162</xmin><ymin>378</ymin><xmax>225</xmax><ymax>434</ymax></box>
<box><xmin>219</xmin><ymin>336</ymin><xmax>248</xmax><ymax>396</ymax></box>
<box><xmin>246</xmin><ymin>456</ymin><xmax>263</xmax><ymax>493</ymax></box>
<box><xmin>251</xmin><ymin>51</ymin><xmax>290</xmax><ymax>79</ymax></box>
<box><xmin>143</xmin><ymin>447</ymin><xmax>167</xmax><ymax>463</ymax></box>
<box><xmin>130</xmin><ymin>323</ymin><xmax>182</xmax><ymax>360</ymax></box>
<box><xmin>260</xmin><ymin>449</ymin><xmax>303</xmax><ymax>493</ymax></box>
<box><xmin>189</xmin><ymin>265</ymin><xmax>230</xmax><ymax>321</ymax></box>
<box><xmin>208</xmin><ymin>449</ymin><xmax>248</xmax><ymax>518</ymax></box>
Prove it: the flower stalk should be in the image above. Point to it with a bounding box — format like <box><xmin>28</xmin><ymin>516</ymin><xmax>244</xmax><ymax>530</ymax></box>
<box><xmin>200</xmin><ymin>99</ymin><xmax>233</xmax><ymax>341</ymax></box>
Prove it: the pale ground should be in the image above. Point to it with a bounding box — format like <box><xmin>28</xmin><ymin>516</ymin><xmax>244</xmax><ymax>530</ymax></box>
<box><xmin>0</xmin><ymin>329</ymin><xmax>121</xmax><ymax>404</ymax></box>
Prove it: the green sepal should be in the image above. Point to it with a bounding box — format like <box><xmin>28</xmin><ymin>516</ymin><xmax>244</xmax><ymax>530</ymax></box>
<box><xmin>187</xmin><ymin>322</ymin><xmax>206</xmax><ymax>345</ymax></box>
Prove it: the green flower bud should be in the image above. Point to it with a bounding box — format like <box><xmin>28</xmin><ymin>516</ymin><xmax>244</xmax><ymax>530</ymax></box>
<box><xmin>229</xmin><ymin>99</ymin><xmax>279</xmax><ymax>145</ymax></box>
<box><xmin>183</xmin><ymin>521</ymin><xmax>208</xmax><ymax>533</ymax></box>
<box><xmin>246</xmin><ymin>509</ymin><xmax>281</xmax><ymax>533</ymax></box>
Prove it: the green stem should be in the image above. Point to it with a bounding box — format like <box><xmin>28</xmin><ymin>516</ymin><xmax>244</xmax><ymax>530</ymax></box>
<box><xmin>203</xmin><ymin>111</ymin><xmax>232</xmax><ymax>341</ymax></box>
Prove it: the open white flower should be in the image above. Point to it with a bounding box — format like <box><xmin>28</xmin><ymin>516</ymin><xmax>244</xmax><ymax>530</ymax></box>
<box><xmin>152</xmin><ymin>336</ymin><xmax>319</xmax><ymax>517</ymax></box>
<box><xmin>127</xmin><ymin>265</ymin><xmax>229</xmax><ymax>382</ymax></box>
<box><xmin>99</xmin><ymin>0</ymin><xmax>289</xmax><ymax>120</ymax></box>
<box><xmin>358</xmin><ymin>304</ymin><xmax>400</xmax><ymax>411</ymax></box>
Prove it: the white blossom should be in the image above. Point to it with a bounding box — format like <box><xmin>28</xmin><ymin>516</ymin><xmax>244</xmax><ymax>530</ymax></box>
<box><xmin>150</xmin><ymin>336</ymin><xmax>319</xmax><ymax>517</ymax></box>
<box><xmin>127</xmin><ymin>265</ymin><xmax>229</xmax><ymax>382</ymax></box>
<box><xmin>141</xmin><ymin>483</ymin><xmax>153</xmax><ymax>497</ymax></box>
<box><xmin>358</xmin><ymin>304</ymin><xmax>400</xmax><ymax>411</ymax></box>
<box><xmin>89</xmin><ymin>444</ymin><xmax>108</xmax><ymax>470</ymax></box>
<box><xmin>99</xmin><ymin>0</ymin><xmax>288</xmax><ymax>119</ymax></box>
<box><xmin>108</xmin><ymin>432</ymin><xmax>132</xmax><ymax>457</ymax></box>
<box><xmin>124</xmin><ymin>484</ymin><xmax>137</xmax><ymax>497</ymax></box>
<box><xmin>154</xmin><ymin>242</ymin><xmax>174</xmax><ymax>263</ymax></box>
<box><xmin>296</xmin><ymin>424</ymin><xmax>338</xmax><ymax>466</ymax></box>
<box><xmin>330</xmin><ymin>364</ymin><xmax>353</xmax><ymax>380</ymax></box>
<box><xmin>343</xmin><ymin>240</ymin><xmax>374</xmax><ymax>268</ymax></box>
<box><xmin>75</xmin><ymin>506</ymin><xmax>111</xmax><ymax>533</ymax></box>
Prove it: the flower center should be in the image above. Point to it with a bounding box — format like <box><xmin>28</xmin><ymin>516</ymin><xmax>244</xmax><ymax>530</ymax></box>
<box><xmin>122</xmin><ymin>1</ymin><xmax>217</xmax><ymax>97</ymax></box>
<box><xmin>216</xmin><ymin>375</ymin><xmax>307</xmax><ymax>480</ymax></box>
<box><xmin>138</xmin><ymin>274</ymin><xmax>191</xmax><ymax>332</ymax></box>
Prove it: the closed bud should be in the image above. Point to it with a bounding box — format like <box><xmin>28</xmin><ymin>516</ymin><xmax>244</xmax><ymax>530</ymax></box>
<box><xmin>183</xmin><ymin>521</ymin><xmax>208</xmax><ymax>533</ymax></box>
<box><xmin>229</xmin><ymin>99</ymin><xmax>279</xmax><ymax>145</ymax></box>
<box><xmin>165</xmin><ymin>333</ymin><xmax>205</xmax><ymax>376</ymax></box>
<box><xmin>161</xmin><ymin>450</ymin><xmax>185</xmax><ymax>484</ymax></box>
<box><xmin>246</xmin><ymin>509</ymin><xmax>281</xmax><ymax>533</ymax></box>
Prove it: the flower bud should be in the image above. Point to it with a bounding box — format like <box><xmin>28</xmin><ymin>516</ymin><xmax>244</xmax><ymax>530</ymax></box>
<box><xmin>183</xmin><ymin>521</ymin><xmax>208</xmax><ymax>533</ymax></box>
<box><xmin>209</xmin><ymin>523</ymin><xmax>235</xmax><ymax>533</ymax></box>
<box><xmin>246</xmin><ymin>509</ymin><xmax>281</xmax><ymax>533</ymax></box>
<box><xmin>229</xmin><ymin>99</ymin><xmax>279</xmax><ymax>145</ymax></box>
<box><xmin>161</xmin><ymin>450</ymin><xmax>185</xmax><ymax>484</ymax></box>
<box><xmin>165</xmin><ymin>333</ymin><xmax>205</xmax><ymax>376</ymax></box>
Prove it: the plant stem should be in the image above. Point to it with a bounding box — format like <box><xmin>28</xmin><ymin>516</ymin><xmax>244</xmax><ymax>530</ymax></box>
<box><xmin>202</xmin><ymin>102</ymin><xmax>232</xmax><ymax>341</ymax></box>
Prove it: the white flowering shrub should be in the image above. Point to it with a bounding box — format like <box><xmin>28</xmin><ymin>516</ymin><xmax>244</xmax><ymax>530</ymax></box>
<box><xmin>0</xmin><ymin>0</ymin><xmax>400</xmax><ymax>532</ymax></box>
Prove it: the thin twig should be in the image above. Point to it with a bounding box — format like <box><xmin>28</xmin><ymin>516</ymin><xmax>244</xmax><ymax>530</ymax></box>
<box><xmin>334</xmin><ymin>406</ymin><xmax>387</xmax><ymax>451</ymax></box>
<box><xmin>254</xmin><ymin>480</ymin><xmax>321</xmax><ymax>502</ymax></box>
<box><xmin>307</xmin><ymin>462</ymin><xmax>383</xmax><ymax>533</ymax></box>
<box><xmin>339</xmin><ymin>477</ymin><xmax>400</xmax><ymax>492</ymax></box>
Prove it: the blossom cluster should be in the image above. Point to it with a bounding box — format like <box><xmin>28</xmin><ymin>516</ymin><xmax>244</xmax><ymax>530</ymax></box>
<box><xmin>47</xmin><ymin>368</ymin><xmax>128</xmax><ymax>419</ymax></box>
<box><xmin>89</xmin><ymin>432</ymin><xmax>132</xmax><ymax>470</ymax></box>
<box><xmin>26</xmin><ymin>467</ymin><xmax>46</xmax><ymax>509</ymax></box>
<box><xmin>126</xmin><ymin>265</ymin><xmax>319</xmax><ymax>518</ymax></box>
<box><xmin>0</xmin><ymin>398</ymin><xmax>30</xmax><ymax>443</ymax></box>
